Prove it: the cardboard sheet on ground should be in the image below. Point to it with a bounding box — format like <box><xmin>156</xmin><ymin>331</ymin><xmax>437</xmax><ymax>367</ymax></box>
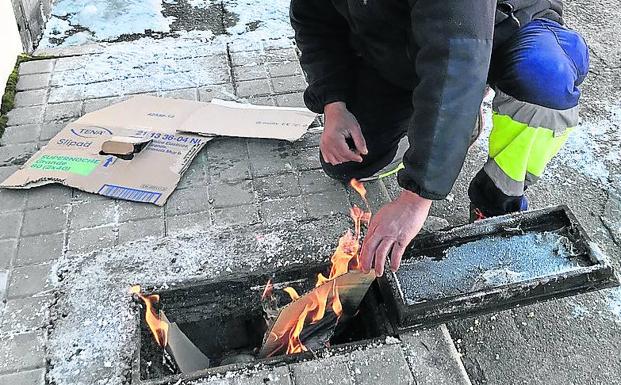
<box><xmin>0</xmin><ymin>95</ymin><xmax>316</xmax><ymax>205</ymax></box>
<box><xmin>259</xmin><ymin>270</ymin><xmax>375</xmax><ymax>358</ymax></box>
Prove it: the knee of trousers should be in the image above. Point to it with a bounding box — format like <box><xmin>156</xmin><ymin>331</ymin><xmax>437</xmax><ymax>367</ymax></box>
<box><xmin>498</xmin><ymin>30</ymin><xmax>589</xmax><ymax>110</ymax></box>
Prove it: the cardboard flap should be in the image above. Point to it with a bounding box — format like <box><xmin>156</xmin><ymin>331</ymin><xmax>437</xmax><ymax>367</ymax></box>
<box><xmin>100</xmin><ymin>136</ymin><xmax>151</xmax><ymax>159</ymax></box>
<box><xmin>75</xmin><ymin>95</ymin><xmax>204</xmax><ymax>133</ymax></box>
<box><xmin>180</xmin><ymin>99</ymin><xmax>317</xmax><ymax>142</ymax></box>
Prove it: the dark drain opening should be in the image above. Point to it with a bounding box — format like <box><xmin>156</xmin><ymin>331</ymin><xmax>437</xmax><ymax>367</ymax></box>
<box><xmin>137</xmin><ymin>267</ymin><xmax>392</xmax><ymax>381</ymax></box>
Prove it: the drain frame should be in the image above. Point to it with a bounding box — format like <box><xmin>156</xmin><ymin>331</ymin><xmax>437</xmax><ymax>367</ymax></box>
<box><xmin>378</xmin><ymin>205</ymin><xmax>619</xmax><ymax>331</ymax></box>
<box><xmin>132</xmin><ymin>262</ymin><xmax>395</xmax><ymax>384</ymax></box>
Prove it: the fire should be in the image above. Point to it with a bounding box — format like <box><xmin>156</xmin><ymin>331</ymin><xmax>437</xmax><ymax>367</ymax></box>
<box><xmin>130</xmin><ymin>285</ymin><xmax>169</xmax><ymax>347</ymax></box>
<box><xmin>273</xmin><ymin>179</ymin><xmax>371</xmax><ymax>355</ymax></box>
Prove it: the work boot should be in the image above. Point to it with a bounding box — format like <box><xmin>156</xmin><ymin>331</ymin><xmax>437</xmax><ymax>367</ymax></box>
<box><xmin>469</xmin><ymin>195</ymin><xmax>528</xmax><ymax>222</ymax></box>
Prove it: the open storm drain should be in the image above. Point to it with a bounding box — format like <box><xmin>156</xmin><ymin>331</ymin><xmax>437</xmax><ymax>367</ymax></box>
<box><xmin>131</xmin><ymin>205</ymin><xmax>618</xmax><ymax>384</ymax></box>
<box><xmin>135</xmin><ymin>266</ymin><xmax>393</xmax><ymax>381</ymax></box>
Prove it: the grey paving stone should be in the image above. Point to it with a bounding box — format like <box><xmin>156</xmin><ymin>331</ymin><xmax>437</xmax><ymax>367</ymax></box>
<box><xmin>267</xmin><ymin>61</ymin><xmax>302</xmax><ymax>78</ymax></box>
<box><xmin>0</xmin><ymin>142</ymin><xmax>39</xmax><ymax>166</ymax></box>
<box><xmin>206</xmin><ymin>138</ymin><xmax>251</xmax><ymax>182</ymax></box>
<box><xmin>275</xmin><ymin>92</ymin><xmax>305</xmax><ymax>108</ymax></box>
<box><xmin>15</xmin><ymin>232</ymin><xmax>64</xmax><ymax>267</ymax></box>
<box><xmin>44</xmin><ymin>101</ymin><xmax>83</xmax><ymax>122</ymax></box>
<box><xmin>117</xmin><ymin>217</ymin><xmax>165</xmax><ymax>244</ymax></box>
<box><xmin>70</xmin><ymin>200</ymin><xmax>117</xmax><ymax>230</ymax></box>
<box><xmin>177</xmin><ymin>159</ymin><xmax>208</xmax><ymax>190</ymax></box>
<box><xmin>53</xmin><ymin>55</ymin><xmax>87</xmax><ymax>72</ymax></box>
<box><xmin>0</xmin><ymin>240</ymin><xmax>16</xmax><ymax>269</ymax></box>
<box><xmin>156</xmin><ymin>88</ymin><xmax>198</xmax><ymax>100</ymax></box>
<box><xmin>260</xmin><ymin>196</ymin><xmax>306</xmax><ymax>224</ymax></box>
<box><xmin>210</xmin><ymin>179</ymin><xmax>255</xmax><ymax>208</ymax></box>
<box><xmin>0</xmin><ymin>211</ymin><xmax>22</xmax><ymax>240</ymax></box>
<box><xmin>117</xmin><ymin>200</ymin><xmax>165</xmax><ymax>222</ymax></box>
<box><xmin>67</xmin><ymin>226</ymin><xmax>116</xmax><ymax>254</ymax></box>
<box><xmin>6</xmin><ymin>105</ymin><xmax>45</xmax><ymax>126</ymax></box>
<box><xmin>166</xmin><ymin>186</ymin><xmax>211</xmax><ymax>216</ymax></box>
<box><xmin>83</xmin><ymin>96</ymin><xmax>130</xmax><ymax>113</ymax></box>
<box><xmin>271</xmin><ymin>75</ymin><xmax>307</xmax><ymax>94</ymax></box>
<box><xmin>15</xmin><ymin>72</ymin><xmax>51</xmax><ymax>91</ymax></box>
<box><xmin>233</xmin><ymin>65</ymin><xmax>268</xmax><ymax>82</ymax></box>
<box><xmin>19</xmin><ymin>59</ymin><xmax>55</xmax><ymax>75</ymax></box>
<box><xmin>303</xmin><ymin>190</ymin><xmax>351</xmax><ymax>218</ymax></box>
<box><xmin>401</xmin><ymin>326</ymin><xmax>472</xmax><ymax>385</ymax></box>
<box><xmin>231</xmin><ymin>50</ymin><xmax>265</xmax><ymax>67</ymax></box>
<box><xmin>0</xmin><ymin>331</ymin><xmax>46</xmax><ymax>374</ymax></box>
<box><xmin>299</xmin><ymin>170</ymin><xmax>345</xmax><ymax>194</ymax></box>
<box><xmin>166</xmin><ymin>210</ymin><xmax>212</xmax><ymax>235</ymax></box>
<box><xmin>350</xmin><ymin>344</ymin><xmax>414</xmax><ymax>385</ymax></box>
<box><xmin>291</xmin><ymin>147</ymin><xmax>322</xmax><ymax>171</ymax></box>
<box><xmin>212</xmin><ymin>204</ymin><xmax>260</xmax><ymax>226</ymax></box>
<box><xmin>265</xmin><ymin>48</ymin><xmax>298</xmax><ymax>63</ymax></box>
<box><xmin>291</xmin><ymin>355</ymin><xmax>353</xmax><ymax>385</ymax></box>
<box><xmin>232</xmin><ymin>365</ymin><xmax>292</xmax><ymax>385</ymax></box>
<box><xmin>236</xmin><ymin>78</ymin><xmax>272</xmax><ymax>98</ymax></box>
<box><xmin>247</xmin><ymin>139</ymin><xmax>295</xmax><ymax>177</ymax></box>
<box><xmin>21</xmin><ymin>206</ymin><xmax>67</xmax><ymax>236</ymax></box>
<box><xmin>0</xmin><ymin>125</ymin><xmax>41</xmax><ymax>145</ymax></box>
<box><xmin>7</xmin><ymin>262</ymin><xmax>53</xmax><ymax>299</ymax></box>
<box><xmin>246</xmin><ymin>95</ymin><xmax>276</xmax><ymax>106</ymax></box>
<box><xmin>48</xmin><ymin>84</ymin><xmax>85</xmax><ymax>103</ymax></box>
<box><xmin>0</xmin><ymin>295</ymin><xmax>53</xmax><ymax>334</ymax></box>
<box><xmin>198</xmin><ymin>84</ymin><xmax>236</xmax><ymax>102</ymax></box>
<box><xmin>14</xmin><ymin>89</ymin><xmax>47</xmax><ymax>107</ymax></box>
<box><xmin>0</xmin><ymin>368</ymin><xmax>46</xmax><ymax>385</ymax></box>
<box><xmin>26</xmin><ymin>184</ymin><xmax>73</xmax><ymax>209</ymax></box>
<box><xmin>295</xmin><ymin>131</ymin><xmax>321</xmax><ymax>149</ymax></box>
<box><xmin>39</xmin><ymin>121</ymin><xmax>66</xmax><ymax>141</ymax></box>
<box><xmin>0</xmin><ymin>189</ymin><xmax>26</xmax><ymax>213</ymax></box>
<box><xmin>254</xmin><ymin>173</ymin><xmax>301</xmax><ymax>199</ymax></box>
<box><xmin>72</xmin><ymin>189</ymin><xmax>110</xmax><ymax>203</ymax></box>
<box><xmin>0</xmin><ymin>166</ymin><xmax>26</xmax><ymax>212</ymax></box>
<box><xmin>0</xmin><ymin>271</ymin><xmax>7</xmax><ymax>302</ymax></box>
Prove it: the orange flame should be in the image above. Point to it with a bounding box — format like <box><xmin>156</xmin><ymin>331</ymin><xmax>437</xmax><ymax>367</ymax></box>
<box><xmin>130</xmin><ymin>285</ymin><xmax>169</xmax><ymax>347</ymax></box>
<box><xmin>278</xmin><ymin>179</ymin><xmax>371</xmax><ymax>354</ymax></box>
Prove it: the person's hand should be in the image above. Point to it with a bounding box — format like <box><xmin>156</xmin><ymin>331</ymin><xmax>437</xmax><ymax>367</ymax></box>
<box><xmin>360</xmin><ymin>190</ymin><xmax>432</xmax><ymax>276</ymax></box>
<box><xmin>321</xmin><ymin>101</ymin><xmax>368</xmax><ymax>164</ymax></box>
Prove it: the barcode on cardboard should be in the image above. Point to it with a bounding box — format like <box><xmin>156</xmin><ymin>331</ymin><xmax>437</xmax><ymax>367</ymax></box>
<box><xmin>98</xmin><ymin>184</ymin><xmax>162</xmax><ymax>203</ymax></box>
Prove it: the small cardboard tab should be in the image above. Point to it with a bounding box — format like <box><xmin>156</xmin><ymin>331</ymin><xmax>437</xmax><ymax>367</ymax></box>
<box><xmin>0</xmin><ymin>95</ymin><xmax>317</xmax><ymax>205</ymax></box>
<box><xmin>100</xmin><ymin>136</ymin><xmax>151</xmax><ymax>159</ymax></box>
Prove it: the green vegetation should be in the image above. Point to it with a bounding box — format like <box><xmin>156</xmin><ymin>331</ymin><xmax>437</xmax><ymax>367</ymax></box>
<box><xmin>0</xmin><ymin>54</ymin><xmax>53</xmax><ymax>139</ymax></box>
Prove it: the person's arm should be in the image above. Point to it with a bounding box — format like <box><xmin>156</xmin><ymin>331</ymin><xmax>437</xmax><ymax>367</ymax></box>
<box><xmin>290</xmin><ymin>0</ymin><xmax>355</xmax><ymax>114</ymax></box>
<box><xmin>360</xmin><ymin>0</ymin><xmax>495</xmax><ymax>276</ymax></box>
<box><xmin>398</xmin><ymin>0</ymin><xmax>495</xmax><ymax>199</ymax></box>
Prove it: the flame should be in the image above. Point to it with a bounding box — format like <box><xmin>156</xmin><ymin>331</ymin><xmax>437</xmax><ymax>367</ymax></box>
<box><xmin>276</xmin><ymin>179</ymin><xmax>371</xmax><ymax>355</ymax></box>
<box><xmin>130</xmin><ymin>285</ymin><xmax>169</xmax><ymax>347</ymax></box>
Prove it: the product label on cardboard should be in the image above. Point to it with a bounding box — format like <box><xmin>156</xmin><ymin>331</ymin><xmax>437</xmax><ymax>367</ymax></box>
<box><xmin>30</xmin><ymin>155</ymin><xmax>101</xmax><ymax>176</ymax></box>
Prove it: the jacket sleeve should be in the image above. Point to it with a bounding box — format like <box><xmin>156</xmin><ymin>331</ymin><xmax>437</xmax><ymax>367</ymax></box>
<box><xmin>397</xmin><ymin>0</ymin><xmax>495</xmax><ymax>200</ymax></box>
<box><xmin>290</xmin><ymin>0</ymin><xmax>355</xmax><ymax>113</ymax></box>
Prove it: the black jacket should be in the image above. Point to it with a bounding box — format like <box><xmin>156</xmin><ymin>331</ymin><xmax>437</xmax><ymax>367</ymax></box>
<box><xmin>291</xmin><ymin>0</ymin><xmax>562</xmax><ymax>199</ymax></box>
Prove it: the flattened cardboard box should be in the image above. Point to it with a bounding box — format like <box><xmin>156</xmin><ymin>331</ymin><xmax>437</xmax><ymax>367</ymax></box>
<box><xmin>0</xmin><ymin>95</ymin><xmax>316</xmax><ymax>205</ymax></box>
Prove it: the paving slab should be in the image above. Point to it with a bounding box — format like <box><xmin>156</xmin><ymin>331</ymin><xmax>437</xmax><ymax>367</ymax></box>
<box><xmin>19</xmin><ymin>59</ymin><xmax>55</xmax><ymax>75</ymax></box>
<box><xmin>0</xmin><ymin>331</ymin><xmax>46</xmax><ymax>374</ymax></box>
<box><xmin>0</xmin><ymin>125</ymin><xmax>41</xmax><ymax>145</ymax></box>
<box><xmin>0</xmin><ymin>368</ymin><xmax>46</xmax><ymax>385</ymax></box>
<box><xmin>7</xmin><ymin>262</ymin><xmax>54</xmax><ymax>299</ymax></box>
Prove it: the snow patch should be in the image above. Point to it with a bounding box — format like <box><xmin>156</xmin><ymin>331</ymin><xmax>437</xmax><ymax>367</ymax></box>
<box><xmin>606</xmin><ymin>286</ymin><xmax>621</xmax><ymax>322</ymax></box>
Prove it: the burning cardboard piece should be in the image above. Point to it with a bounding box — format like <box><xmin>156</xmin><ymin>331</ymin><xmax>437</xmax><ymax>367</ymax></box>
<box><xmin>0</xmin><ymin>95</ymin><xmax>316</xmax><ymax>205</ymax></box>
<box><xmin>259</xmin><ymin>270</ymin><xmax>375</xmax><ymax>358</ymax></box>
